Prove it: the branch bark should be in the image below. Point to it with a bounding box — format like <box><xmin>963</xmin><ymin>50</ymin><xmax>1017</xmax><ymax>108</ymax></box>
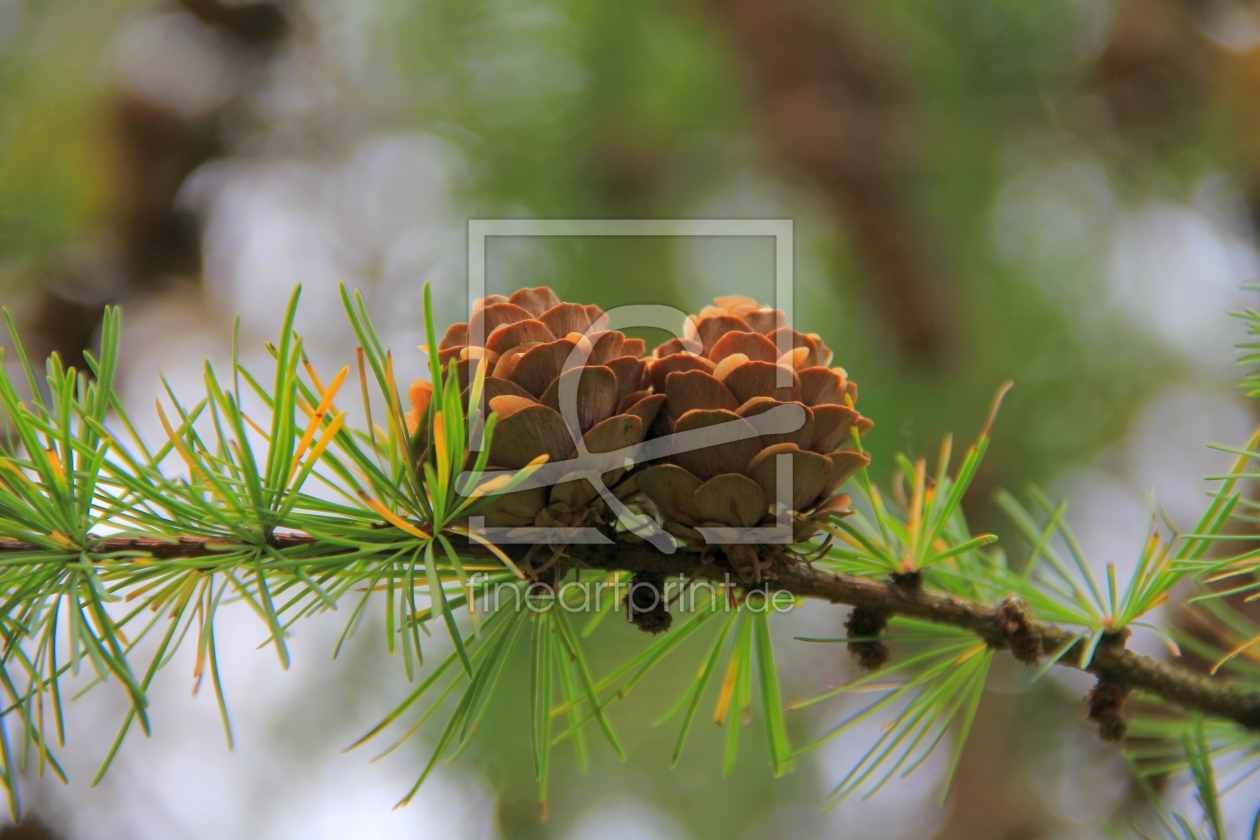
<box><xmin>4</xmin><ymin>534</ymin><xmax>1258</xmax><ymax>731</ymax></box>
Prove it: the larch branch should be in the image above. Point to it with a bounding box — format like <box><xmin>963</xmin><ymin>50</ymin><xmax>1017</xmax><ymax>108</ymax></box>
<box><xmin>1</xmin><ymin>533</ymin><xmax>1257</xmax><ymax>731</ymax></box>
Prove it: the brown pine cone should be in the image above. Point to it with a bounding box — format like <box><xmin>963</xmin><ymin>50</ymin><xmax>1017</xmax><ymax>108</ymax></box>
<box><xmin>408</xmin><ymin>287</ymin><xmax>664</xmax><ymax>527</ymax></box>
<box><xmin>634</xmin><ymin>295</ymin><xmax>872</xmax><ymax>546</ymax></box>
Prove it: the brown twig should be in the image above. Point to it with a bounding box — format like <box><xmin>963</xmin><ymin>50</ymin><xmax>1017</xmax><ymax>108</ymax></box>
<box><xmin>2</xmin><ymin>534</ymin><xmax>1259</xmax><ymax>730</ymax></box>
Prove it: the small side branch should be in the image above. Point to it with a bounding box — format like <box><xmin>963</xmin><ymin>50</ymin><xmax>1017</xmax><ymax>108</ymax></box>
<box><xmin>550</xmin><ymin>544</ymin><xmax>1260</xmax><ymax>731</ymax></box>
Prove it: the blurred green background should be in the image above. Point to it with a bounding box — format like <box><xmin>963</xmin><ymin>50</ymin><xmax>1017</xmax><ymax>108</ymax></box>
<box><xmin>1</xmin><ymin>0</ymin><xmax>1259</xmax><ymax>837</ymax></box>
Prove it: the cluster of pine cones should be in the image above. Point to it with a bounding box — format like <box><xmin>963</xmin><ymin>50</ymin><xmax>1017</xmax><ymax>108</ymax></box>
<box><xmin>406</xmin><ymin>287</ymin><xmax>872</xmax><ymax>571</ymax></box>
